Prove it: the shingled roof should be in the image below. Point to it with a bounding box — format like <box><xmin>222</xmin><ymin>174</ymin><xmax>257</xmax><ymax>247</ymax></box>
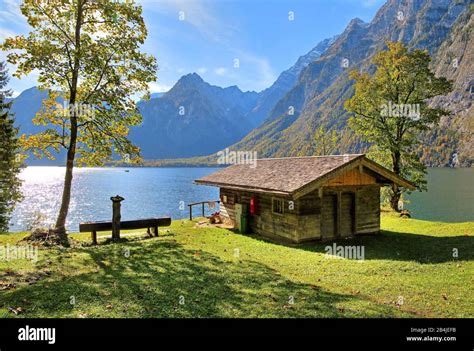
<box><xmin>195</xmin><ymin>154</ymin><xmax>416</xmax><ymax>198</ymax></box>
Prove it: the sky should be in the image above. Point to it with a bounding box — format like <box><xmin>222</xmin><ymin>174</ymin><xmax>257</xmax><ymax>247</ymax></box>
<box><xmin>0</xmin><ymin>0</ymin><xmax>386</xmax><ymax>96</ymax></box>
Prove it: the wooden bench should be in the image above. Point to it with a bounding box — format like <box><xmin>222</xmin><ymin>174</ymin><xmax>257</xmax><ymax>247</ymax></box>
<box><xmin>79</xmin><ymin>217</ymin><xmax>172</xmax><ymax>244</ymax></box>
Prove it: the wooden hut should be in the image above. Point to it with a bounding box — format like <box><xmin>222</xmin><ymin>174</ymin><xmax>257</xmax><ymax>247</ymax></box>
<box><xmin>195</xmin><ymin>154</ymin><xmax>415</xmax><ymax>243</ymax></box>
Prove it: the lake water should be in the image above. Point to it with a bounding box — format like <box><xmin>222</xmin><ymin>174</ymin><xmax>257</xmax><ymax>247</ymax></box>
<box><xmin>405</xmin><ymin>167</ymin><xmax>474</xmax><ymax>223</ymax></box>
<box><xmin>8</xmin><ymin>166</ymin><xmax>474</xmax><ymax>232</ymax></box>
<box><xmin>10</xmin><ymin>167</ymin><xmax>219</xmax><ymax>232</ymax></box>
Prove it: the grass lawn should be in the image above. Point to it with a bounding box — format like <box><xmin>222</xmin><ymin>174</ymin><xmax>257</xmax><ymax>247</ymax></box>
<box><xmin>0</xmin><ymin>213</ymin><xmax>472</xmax><ymax>318</ymax></box>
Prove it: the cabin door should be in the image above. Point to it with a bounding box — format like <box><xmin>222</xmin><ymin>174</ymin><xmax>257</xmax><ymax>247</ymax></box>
<box><xmin>340</xmin><ymin>192</ymin><xmax>355</xmax><ymax>237</ymax></box>
<box><xmin>321</xmin><ymin>194</ymin><xmax>337</xmax><ymax>239</ymax></box>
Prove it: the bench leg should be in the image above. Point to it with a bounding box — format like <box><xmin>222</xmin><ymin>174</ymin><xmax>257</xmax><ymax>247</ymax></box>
<box><xmin>154</xmin><ymin>226</ymin><xmax>158</xmax><ymax>237</ymax></box>
<box><xmin>92</xmin><ymin>231</ymin><xmax>97</xmax><ymax>245</ymax></box>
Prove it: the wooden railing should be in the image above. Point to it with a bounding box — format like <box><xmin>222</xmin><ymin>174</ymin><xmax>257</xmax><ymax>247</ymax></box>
<box><xmin>188</xmin><ymin>200</ymin><xmax>220</xmax><ymax>220</ymax></box>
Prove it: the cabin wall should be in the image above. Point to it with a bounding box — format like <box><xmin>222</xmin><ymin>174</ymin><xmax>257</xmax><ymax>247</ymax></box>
<box><xmin>353</xmin><ymin>185</ymin><xmax>381</xmax><ymax>234</ymax></box>
<box><xmin>325</xmin><ymin>168</ymin><xmax>377</xmax><ymax>187</ymax></box>
<box><xmin>219</xmin><ymin>183</ymin><xmax>381</xmax><ymax>243</ymax></box>
<box><xmin>321</xmin><ymin>185</ymin><xmax>381</xmax><ymax>237</ymax></box>
<box><xmin>220</xmin><ymin>188</ymin><xmax>323</xmax><ymax>243</ymax></box>
<box><xmin>219</xmin><ymin>188</ymin><xmax>301</xmax><ymax>242</ymax></box>
<box><xmin>295</xmin><ymin>192</ymin><xmax>322</xmax><ymax>241</ymax></box>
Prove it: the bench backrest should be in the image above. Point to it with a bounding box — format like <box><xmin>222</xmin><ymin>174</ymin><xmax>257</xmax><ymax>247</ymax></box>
<box><xmin>79</xmin><ymin>217</ymin><xmax>171</xmax><ymax>232</ymax></box>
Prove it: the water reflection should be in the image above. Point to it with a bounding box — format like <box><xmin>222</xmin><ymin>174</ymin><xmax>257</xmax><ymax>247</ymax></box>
<box><xmin>11</xmin><ymin>167</ymin><xmax>219</xmax><ymax>232</ymax></box>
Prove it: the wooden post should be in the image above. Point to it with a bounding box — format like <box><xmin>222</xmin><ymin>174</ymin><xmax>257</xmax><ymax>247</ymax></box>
<box><xmin>154</xmin><ymin>225</ymin><xmax>158</xmax><ymax>237</ymax></box>
<box><xmin>189</xmin><ymin>205</ymin><xmax>192</xmax><ymax>220</ymax></box>
<box><xmin>353</xmin><ymin>192</ymin><xmax>358</xmax><ymax>235</ymax></box>
<box><xmin>111</xmin><ymin>195</ymin><xmax>125</xmax><ymax>241</ymax></box>
<box><xmin>336</xmin><ymin>191</ymin><xmax>342</xmax><ymax>238</ymax></box>
<box><xmin>92</xmin><ymin>231</ymin><xmax>97</xmax><ymax>245</ymax></box>
<box><xmin>202</xmin><ymin>202</ymin><xmax>205</xmax><ymax>217</ymax></box>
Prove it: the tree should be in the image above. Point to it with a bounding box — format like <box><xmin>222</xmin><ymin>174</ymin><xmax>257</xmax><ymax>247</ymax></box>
<box><xmin>0</xmin><ymin>61</ymin><xmax>23</xmax><ymax>233</ymax></box>
<box><xmin>344</xmin><ymin>42</ymin><xmax>452</xmax><ymax>211</ymax></box>
<box><xmin>313</xmin><ymin>126</ymin><xmax>338</xmax><ymax>156</ymax></box>
<box><xmin>2</xmin><ymin>0</ymin><xmax>157</xmax><ymax>241</ymax></box>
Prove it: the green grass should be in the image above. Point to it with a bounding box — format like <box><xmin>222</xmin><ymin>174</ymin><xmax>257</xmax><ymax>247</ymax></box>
<box><xmin>0</xmin><ymin>213</ymin><xmax>472</xmax><ymax>318</ymax></box>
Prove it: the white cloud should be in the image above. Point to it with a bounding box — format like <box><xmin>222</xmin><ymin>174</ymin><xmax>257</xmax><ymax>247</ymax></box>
<box><xmin>143</xmin><ymin>0</ymin><xmax>238</xmax><ymax>44</ymax></box>
<box><xmin>230</xmin><ymin>50</ymin><xmax>276</xmax><ymax>91</ymax></box>
<box><xmin>0</xmin><ymin>27</ymin><xmax>17</xmax><ymax>41</ymax></box>
<box><xmin>141</xmin><ymin>0</ymin><xmax>274</xmax><ymax>91</ymax></box>
<box><xmin>149</xmin><ymin>82</ymin><xmax>172</xmax><ymax>93</ymax></box>
<box><xmin>0</xmin><ymin>0</ymin><xmax>22</xmax><ymax>20</ymax></box>
<box><xmin>214</xmin><ymin>67</ymin><xmax>227</xmax><ymax>76</ymax></box>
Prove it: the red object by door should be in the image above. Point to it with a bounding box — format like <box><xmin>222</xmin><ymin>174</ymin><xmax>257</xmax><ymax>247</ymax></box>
<box><xmin>250</xmin><ymin>196</ymin><xmax>257</xmax><ymax>215</ymax></box>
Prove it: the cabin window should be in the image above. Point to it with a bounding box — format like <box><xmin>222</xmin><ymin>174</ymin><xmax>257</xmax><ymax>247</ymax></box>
<box><xmin>272</xmin><ymin>198</ymin><xmax>284</xmax><ymax>215</ymax></box>
<box><xmin>221</xmin><ymin>193</ymin><xmax>235</xmax><ymax>205</ymax></box>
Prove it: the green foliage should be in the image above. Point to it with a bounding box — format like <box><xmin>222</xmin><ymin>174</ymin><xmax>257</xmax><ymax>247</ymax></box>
<box><xmin>1</xmin><ymin>0</ymin><xmax>157</xmax><ymax>233</ymax></box>
<box><xmin>1</xmin><ymin>0</ymin><xmax>157</xmax><ymax>166</ymax></box>
<box><xmin>0</xmin><ymin>61</ymin><xmax>23</xmax><ymax>233</ymax></box>
<box><xmin>313</xmin><ymin>126</ymin><xmax>338</xmax><ymax>156</ymax></box>
<box><xmin>344</xmin><ymin>42</ymin><xmax>452</xmax><ymax>209</ymax></box>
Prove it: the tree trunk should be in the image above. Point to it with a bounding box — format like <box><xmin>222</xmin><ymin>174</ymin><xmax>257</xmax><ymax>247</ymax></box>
<box><xmin>389</xmin><ymin>185</ymin><xmax>402</xmax><ymax>212</ymax></box>
<box><xmin>54</xmin><ymin>125</ymin><xmax>77</xmax><ymax>240</ymax></box>
<box><xmin>53</xmin><ymin>0</ymin><xmax>83</xmax><ymax>242</ymax></box>
<box><xmin>390</xmin><ymin>151</ymin><xmax>402</xmax><ymax>212</ymax></box>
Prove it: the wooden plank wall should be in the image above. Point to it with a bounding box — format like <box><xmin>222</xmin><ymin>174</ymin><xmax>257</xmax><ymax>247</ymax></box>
<box><xmin>322</xmin><ymin>185</ymin><xmax>381</xmax><ymax>237</ymax></box>
<box><xmin>354</xmin><ymin>185</ymin><xmax>380</xmax><ymax>234</ymax></box>
<box><xmin>321</xmin><ymin>194</ymin><xmax>337</xmax><ymax>239</ymax></box>
<box><xmin>219</xmin><ymin>183</ymin><xmax>381</xmax><ymax>243</ymax></box>
<box><xmin>326</xmin><ymin>168</ymin><xmax>376</xmax><ymax>187</ymax></box>
<box><xmin>220</xmin><ymin>188</ymin><xmax>301</xmax><ymax>242</ymax></box>
<box><xmin>340</xmin><ymin>193</ymin><xmax>355</xmax><ymax>237</ymax></box>
<box><xmin>296</xmin><ymin>192</ymin><xmax>322</xmax><ymax>241</ymax></box>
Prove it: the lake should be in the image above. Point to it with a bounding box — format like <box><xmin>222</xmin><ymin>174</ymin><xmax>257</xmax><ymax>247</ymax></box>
<box><xmin>9</xmin><ymin>166</ymin><xmax>474</xmax><ymax>232</ymax></box>
<box><xmin>405</xmin><ymin>167</ymin><xmax>474</xmax><ymax>223</ymax></box>
<box><xmin>10</xmin><ymin>167</ymin><xmax>219</xmax><ymax>232</ymax></box>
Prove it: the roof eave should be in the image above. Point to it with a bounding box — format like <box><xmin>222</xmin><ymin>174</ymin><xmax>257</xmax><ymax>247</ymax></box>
<box><xmin>194</xmin><ymin>154</ymin><xmax>416</xmax><ymax>199</ymax></box>
<box><xmin>291</xmin><ymin>155</ymin><xmax>416</xmax><ymax>198</ymax></box>
<box><xmin>360</xmin><ymin>158</ymin><xmax>417</xmax><ymax>190</ymax></box>
<box><xmin>194</xmin><ymin>180</ymin><xmax>293</xmax><ymax>197</ymax></box>
<box><xmin>291</xmin><ymin>155</ymin><xmax>366</xmax><ymax>199</ymax></box>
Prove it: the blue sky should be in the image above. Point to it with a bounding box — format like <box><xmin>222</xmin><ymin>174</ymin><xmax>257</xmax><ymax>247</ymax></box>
<box><xmin>0</xmin><ymin>0</ymin><xmax>386</xmax><ymax>96</ymax></box>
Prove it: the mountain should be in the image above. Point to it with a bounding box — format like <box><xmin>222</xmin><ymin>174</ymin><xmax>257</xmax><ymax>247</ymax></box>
<box><xmin>419</xmin><ymin>6</ymin><xmax>473</xmax><ymax>166</ymax></box>
<box><xmin>247</xmin><ymin>36</ymin><xmax>338</xmax><ymax>126</ymax></box>
<box><xmin>131</xmin><ymin>36</ymin><xmax>336</xmax><ymax>159</ymax></box>
<box><xmin>10</xmin><ymin>75</ymin><xmax>259</xmax><ymax>162</ymax></box>
<box><xmin>150</xmin><ymin>92</ymin><xmax>166</xmax><ymax>99</ymax></box>
<box><xmin>227</xmin><ymin>0</ymin><xmax>472</xmax><ymax>166</ymax></box>
<box><xmin>129</xmin><ymin>73</ymin><xmax>259</xmax><ymax>159</ymax></box>
<box><xmin>11</xmin><ymin>87</ymin><xmax>51</xmax><ymax>136</ymax></box>
<box><xmin>10</xmin><ymin>87</ymin><xmax>66</xmax><ymax>165</ymax></box>
<box><xmin>9</xmin><ymin>0</ymin><xmax>471</xmax><ymax>166</ymax></box>
<box><xmin>9</xmin><ymin>32</ymin><xmax>336</xmax><ymax>163</ymax></box>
